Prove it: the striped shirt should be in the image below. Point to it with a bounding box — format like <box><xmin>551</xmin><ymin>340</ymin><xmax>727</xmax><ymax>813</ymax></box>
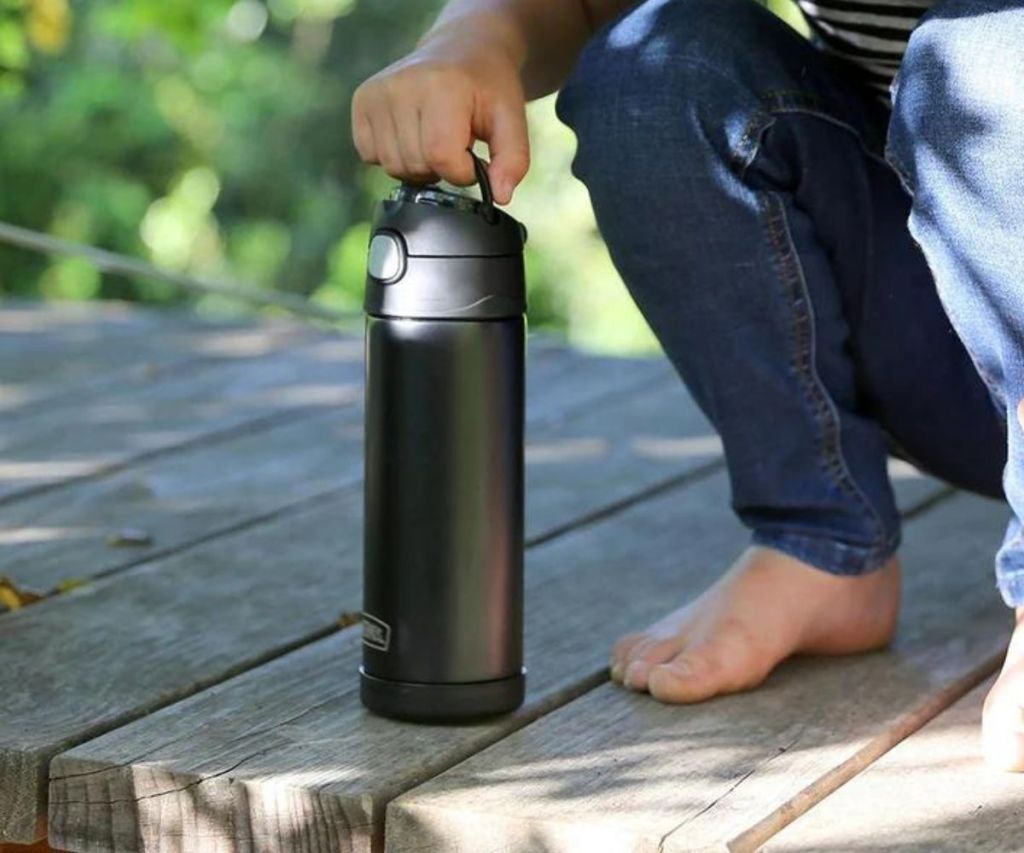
<box><xmin>794</xmin><ymin>0</ymin><xmax>933</xmax><ymax>95</ymax></box>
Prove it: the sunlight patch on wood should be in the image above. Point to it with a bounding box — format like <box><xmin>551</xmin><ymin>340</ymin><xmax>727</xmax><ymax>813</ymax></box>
<box><xmin>631</xmin><ymin>434</ymin><xmax>723</xmax><ymax>459</ymax></box>
<box><xmin>189</xmin><ymin>329</ymin><xmax>300</xmax><ymax>358</ymax></box>
<box><xmin>0</xmin><ymin>385</ymin><xmax>31</xmax><ymax>407</ymax></box>
<box><xmin>526</xmin><ymin>438</ymin><xmax>608</xmax><ymax>463</ymax></box>
<box><xmin>0</xmin><ymin>460</ymin><xmax>98</xmax><ymax>480</ymax></box>
<box><xmin>249</xmin><ymin>384</ymin><xmax>361</xmax><ymax>407</ymax></box>
<box><xmin>0</xmin><ymin>527</ymin><xmax>89</xmax><ymax>545</ymax></box>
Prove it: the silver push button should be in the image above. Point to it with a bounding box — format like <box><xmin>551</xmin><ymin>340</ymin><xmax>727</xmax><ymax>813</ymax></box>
<box><xmin>368</xmin><ymin>232</ymin><xmax>405</xmax><ymax>282</ymax></box>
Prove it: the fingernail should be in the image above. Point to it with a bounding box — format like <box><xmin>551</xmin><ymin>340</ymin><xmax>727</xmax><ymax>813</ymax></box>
<box><xmin>609</xmin><ymin>660</ymin><xmax>622</xmax><ymax>682</ymax></box>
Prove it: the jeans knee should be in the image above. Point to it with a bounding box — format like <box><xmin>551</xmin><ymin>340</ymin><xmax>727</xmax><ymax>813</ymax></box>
<box><xmin>887</xmin><ymin>0</ymin><xmax>1024</xmax><ymax>198</ymax></box>
<box><xmin>555</xmin><ymin>0</ymin><xmax>795</xmax><ymax>191</ymax></box>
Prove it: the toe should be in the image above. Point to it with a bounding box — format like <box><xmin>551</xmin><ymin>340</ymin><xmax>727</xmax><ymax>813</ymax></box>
<box><xmin>610</xmin><ymin>632</ymin><xmax>645</xmax><ymax>682</ymax></box>
<box><xmin>610</xmin><ymin>633</ymin><xmax>646</xmax><ymax>683</ymax></box>
<box><xmin>648</xmin><ymin>646</ymin><xmax>769</xmax><ymax>704</ymax></box>
<box><xmin>621</xmin><ymin>637</ymin><xmax>686</xmax><ymax>691</ymax></box>
<box><xmin>647</xmin><ymin>651</ymin><xmax>725</xmax><ymax>704</ymax></box>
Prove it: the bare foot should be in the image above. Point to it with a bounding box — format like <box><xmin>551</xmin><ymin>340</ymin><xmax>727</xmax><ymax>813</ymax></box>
<box><xmin>610</xmin><ymin>545</ymin><xmax>902</xmax><ymax>703</ymax></box>
<box><xmin>982</xmin><ymin>608</ymin><xmax>1024</xmax><ymax>771</ymax></box>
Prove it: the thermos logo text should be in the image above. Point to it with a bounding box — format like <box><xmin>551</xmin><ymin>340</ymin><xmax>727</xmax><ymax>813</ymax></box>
<box><xmin>362</xmin><ymin>612</ymin><xmax>391</xmax><ymax>652</ymax></box>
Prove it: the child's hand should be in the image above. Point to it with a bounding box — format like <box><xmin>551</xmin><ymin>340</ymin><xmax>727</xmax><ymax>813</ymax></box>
<box><xmin>351</xmin><ymin>19</ymin><xmax>530</xmax><ymax>205</ymax></box>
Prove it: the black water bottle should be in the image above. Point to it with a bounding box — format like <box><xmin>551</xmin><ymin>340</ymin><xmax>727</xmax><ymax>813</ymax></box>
<box><xmin>360</xmin><ymin>153</ymin><xmax>527</xmax><ymax>723</ymax></box>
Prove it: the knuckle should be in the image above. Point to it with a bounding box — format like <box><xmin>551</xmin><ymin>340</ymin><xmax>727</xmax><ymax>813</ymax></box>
<box><xmin>351</xmin><ymin>87</ymin><xmax>368</xmax><ymax>117</ymax></box>
<box><xmin>379</xmin><ymin>152</ymin><xmax>402</xmax><ymax>174</ymax></box>
<box><xmin>389</xmin><ymin>61</ymin><xmax>458</xmax><ymax>96</ymax></box>
<box><xmin>378</xmin><ymin>74</ymin><xmax>405</xmax><ymax>100</ymax></box>
<box><xmin>417</xmin><ymin>61</ymin><xmax>450</xmax><ymax>83</ymax></box>
<box><xmin>418</xmin><ymin>59</ymin><xmax>466</xmax><ymax>86</ymax></box>
<box><xmin>424</xmin><ymin>144</ymin><xmax>461</xmax><ymax>173</ymax></box>
<box><xmin>353</xmin><ymin>77</ymin><xmax>380</xmax><ymax>106</ymax></box>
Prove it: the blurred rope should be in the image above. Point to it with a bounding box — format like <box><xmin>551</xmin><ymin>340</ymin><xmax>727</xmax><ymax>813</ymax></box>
<box><xmin>0</xmin><ymin>219</ymin><xmax>362</xmax><ymax>325</ymax></box>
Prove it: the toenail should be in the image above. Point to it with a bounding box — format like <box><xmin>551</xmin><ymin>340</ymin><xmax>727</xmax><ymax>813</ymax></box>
<box><xmin>625</xmin><ymin>660</ymin><xmax>650</xmax><ymax>688</ymax></box>
<box><xmin>609</xmin><ymin>660</ymin><xmax>623</xmax><ymax>682</ymax></box>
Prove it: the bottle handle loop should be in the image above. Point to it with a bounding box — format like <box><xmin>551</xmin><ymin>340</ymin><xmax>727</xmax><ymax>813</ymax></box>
<box><xmin>468</xmin><ymin>149</ymin><xmax>498</xmax><ymax>222</ymax></box>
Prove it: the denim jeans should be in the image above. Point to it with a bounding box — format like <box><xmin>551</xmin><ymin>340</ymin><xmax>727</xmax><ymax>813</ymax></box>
<box><xmin>554</xmin><ymin>0</ymin><xmax>1022</xmax><ymax>603</ymax></box>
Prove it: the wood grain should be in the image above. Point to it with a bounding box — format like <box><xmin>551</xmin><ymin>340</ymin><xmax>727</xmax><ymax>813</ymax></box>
<box><xmin>0</xmin><ymin>344</ymin><xmax>669</xmax><ymax>597</ymax></box>
<box><xmin>0</xmin><ymin>321</ymin><xmax>678</xmax><ymax>507</ymax></box>
<box><xmin>2</xmin><ymin>348</ymin><xmax>675</xmax><ymax>843</ymax></box>
<box><xmin>0</xmin><ymin>304</ymin><xmax>309</xmax><ymax>417</ymax></box>
<box><xmin>0</xmin><ymin>335</ymin><xmax>368</xmax><ymax>505</ymax></box>
<box><xmin>385</xmin><ymin>492</ymin><xmax>1012</xmax><ymax>853</ymax></box>
<box><xmin>47</xmin><ymin>471</ymin><xmax>956</xmax><ymax>853</ymax></box>
<box><xmin>764</xmin><ymin>677</ymin><xmax>1024</xmax><ymax>852</ymax></box>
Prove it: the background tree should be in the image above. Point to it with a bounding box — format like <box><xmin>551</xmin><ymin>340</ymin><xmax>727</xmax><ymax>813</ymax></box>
<box><xmin>0</xmin><ymin>0</ymin><xmax>802</xmax><ymax>352</ymax></box>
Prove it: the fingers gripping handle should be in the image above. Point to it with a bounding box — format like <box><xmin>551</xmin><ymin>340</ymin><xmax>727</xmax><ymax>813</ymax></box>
<box><xmin>469</xmin><ymin>149</ymin><xmax>496</xmax><ymax>217</ymax></box>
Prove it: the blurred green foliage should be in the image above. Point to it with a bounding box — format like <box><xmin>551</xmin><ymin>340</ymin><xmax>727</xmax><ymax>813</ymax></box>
<box><xmin>0</xmin><ymin>0</ymin><xmax>804</xmax><ymax>353</ymax></box>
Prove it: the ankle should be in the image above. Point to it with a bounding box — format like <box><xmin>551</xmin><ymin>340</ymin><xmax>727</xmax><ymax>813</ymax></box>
<box><xmin>796</xmin><ymin>555</ymin><xmax>902</xmax><ymax>654</ymax></box>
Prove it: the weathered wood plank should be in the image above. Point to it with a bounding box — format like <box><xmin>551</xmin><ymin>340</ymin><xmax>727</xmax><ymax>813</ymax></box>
<box><xmin>46</xmin><ymin>470</ymin><xmax>955</xmax><ymax>853</ymax></box>
<box><xmin>0</xmin><ymin>352</ymin><xmax>678</xmax><ymax>843</ymax></box>
<box><xmin>0</xmin><ymin>325</ymin><xmax>677</xmax><ymax>508</ymax></box>
<box><xmin>0</xmin><ymin>304</ymin><xmax>311</xmax><ymax>417</ymax></box>
<box><xmin>384</xmin><ymin>492</ymin><xmax>1011</xmax><ymax>853</ymax></box>
<box><xmin>0</xmin><ymin>335</ymin><xmax>368</xmax><ymax>505</ymax></box>
<box><xmin>765</xmin><ymin>676</ymin><xmax>1024</xmax><ymax>852</ymax></box>
<box><xmin>45</xmin><ymin>473</ymin><xmax>745</xmax><ymax>853</ymax></box>
<box><xmin>0</xmin><ymin>345</ymin><xmax>670</xmax><ymax>598</ymax></box>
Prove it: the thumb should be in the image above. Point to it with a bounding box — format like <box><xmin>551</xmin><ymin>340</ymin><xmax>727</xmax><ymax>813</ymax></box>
<box><xmin>484</xmin><ymin>98</ymin><xmax>530</xmax><ymax>205</ymax></box>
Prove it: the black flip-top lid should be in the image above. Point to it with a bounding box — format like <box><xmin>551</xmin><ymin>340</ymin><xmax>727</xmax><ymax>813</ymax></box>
<box><xmin>374</xmin><ymin>185</ymin><xmax>526</xmax><ymax>258</ymax></box>
<box><xmin>364</xmin><ymin>153</ymin><xmax>527</xmax><ymax>320</ymax></box>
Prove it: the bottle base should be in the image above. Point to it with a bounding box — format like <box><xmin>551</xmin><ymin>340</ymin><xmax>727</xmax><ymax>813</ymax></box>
<box><xmin>359</xmin><ymin>668</ymin><xmax>526</xmax><ymax>724</ymax></box>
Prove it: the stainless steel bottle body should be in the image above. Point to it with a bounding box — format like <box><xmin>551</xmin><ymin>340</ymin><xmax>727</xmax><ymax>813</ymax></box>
<box><xmin>359</xmin><ymin>162</ymin><xmax>528</xmax><ymax>722</ymax></box>
<box><xmin>361</xmin><ymin>316</ymin><xmax>524</xmax><ymax>719</ymax></box>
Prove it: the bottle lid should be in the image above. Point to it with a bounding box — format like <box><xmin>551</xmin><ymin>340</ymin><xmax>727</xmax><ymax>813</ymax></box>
<box><xmin>364</xmin><ymin>153</ymin><xmax>527</xmax><ymax>321</ymax></box>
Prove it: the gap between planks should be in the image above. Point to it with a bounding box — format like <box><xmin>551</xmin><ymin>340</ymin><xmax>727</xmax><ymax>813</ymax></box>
<box><xmin>45</xmin><ymin>468</ymin><xmax>956</xmax><ymax>853</ymax></box>
<box><xmin>0</xmin><ymin>327</ymin><xmax>666</xmax><ymax>512</ymax></box>
<box><xmin>1</xmin><ymin>344</ymin><xmax>687</xmax><ymax>842</ymax></box>
<box><xmin>0</xmin><ymin>340</ymin><xmax>672</xmax><ymax>602</ymax></box>
<box><xmin>0</xmin><ymin>305</ymin><xmax>316</xmax><ymax>420</ymax></box>
<box><xmin>764</xmin><ymin>675</ymin><xmax>1024</xmax><ymax>852</ymax></box>
<box><xmin>0</xmin><ymin>335</ymin><xmax>366</xmax><ymax>508</ymax></box>
<box><xmin>730</xmin><ymin>647</ymin><xmax>1005</xmax><ymax>851</ymax></box>
<box><xmin>383</xmin><ymin>489</ymin><xmax>1011</xmax><ymax>853</ymax></box>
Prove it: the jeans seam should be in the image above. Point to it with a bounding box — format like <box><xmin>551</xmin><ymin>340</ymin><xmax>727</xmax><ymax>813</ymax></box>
<box><xmin>759</xmin><ymin>189</ymin><xmax>890</xmax><ymax>546</ymax></box>
<box><xmin>733</xmin><ymin>97</ymin><xmax>891</xmax><ymax>180</ymax></box>
<box><xmin>631</xmin><ymin>54</ymin><xmax>889</xmax><ymax>179</ymax></box>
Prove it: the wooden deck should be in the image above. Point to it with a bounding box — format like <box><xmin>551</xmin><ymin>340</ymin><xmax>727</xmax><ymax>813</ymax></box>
<box><xmin>0</xmin><ymin>302</ymin><xmax>1017</xmax><ymax>852</ymax></box>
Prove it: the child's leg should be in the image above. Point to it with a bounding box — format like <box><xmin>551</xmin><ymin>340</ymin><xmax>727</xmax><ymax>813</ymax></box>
<box><xmin>554</xmin><ymin>0</ymin><xmax>1004</xmax><ymax>703</ymax></box>
<box><xmin>886</xmin><ymin>0</ymin><xmax>1024</xmax><ymax>770</ymax></box>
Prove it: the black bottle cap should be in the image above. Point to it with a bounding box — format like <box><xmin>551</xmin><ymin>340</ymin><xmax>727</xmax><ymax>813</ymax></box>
<box><xmin>364</xmin><ymin>153</ymin><xmax>527</xmax><ymax>321</ymax></box>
